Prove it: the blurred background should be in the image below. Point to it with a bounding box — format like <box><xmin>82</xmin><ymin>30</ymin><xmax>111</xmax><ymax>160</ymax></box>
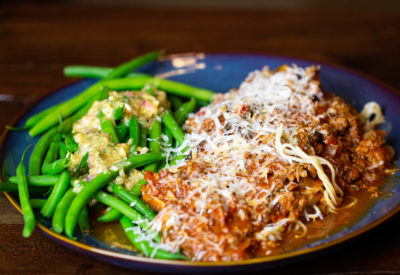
<box><xmin>1</xmin><ymin>0</ymin><xmax>399</xmax><ymax>89</ymax></box>
<box><xmin>3</xmin><ymin>0</ymin><xmax>400</xmax><ymax>11</ymax></box>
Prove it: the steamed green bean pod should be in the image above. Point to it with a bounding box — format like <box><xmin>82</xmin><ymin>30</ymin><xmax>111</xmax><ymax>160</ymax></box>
<box><xmin>174</xmin><ymin>98</ymin><xmax>196</xmax><ymax>126</ymax></box>
<box><xmin>29</xmin><ymin>127</ymin><xmax>57</xmax><ymax>175</ymax></box>
<box><xmin>162</xmin><ymin>112</ymin><xmax>186</xmax><ymax>146</ymax></box>
<box><xmin>98</xmin><ymin>111</ymin><xmax>119</xmax><ymax>143</ymax></box>
<box><xmin>143</xmin><ymin>121</ymin><xmax>162</xmax><ymax>172</ymax></box>
<box><xmin>0</xmin><ymin>182</ymin><xmax>50</xmax><ymax>194</ymax></box>
<box><xmin>78</xmin><ymin>206</ymin><xmax>90</xmax><ymax>233</ymax></box>
<box><xmin>30</xmin><ymin>198</ymin><xmax>47</xmax><ymax>209</ymax></box>
<box><xmin>64</xmin><ymin>152</ymin><xmax>165</xmax><ymax>239</ymax></box>
<box><xmin>41</xmin><ymin>141</ymin><xmax>59</xmax><ymax>174</ymax></box>
<box><xmin>17</xmin><ymin>148</ymin><xmax>35</xmax><ymax>238</ymax></box>
<box><xmin>97</xmin><ymin>207</ymin><xmax>122</xmax><ymax>222</ymax></box>
<box><xmin>40</xmin><ymin>170</ymin><xmax>70</xmax><ymax>218</ymax></box>
<box><xmin>52</xmin><ymin>188</ymin><xmax>76</xmax><ymax>234</ymax></box>
<box><xmin>95</xmin><ymin>191</ymin><xmax>159</xmax><ymax>242</ymax></box>
<box><xmin>9</xmin><ymin>175</ymin><xmax>59</xmax><ymax>186</ymax></box>
<box><xmin>128</xmin><ymin>116</ymin><xmax>140</xmax><ymax>151</ymax></box>
<box><xmin>64</xmin><ymin>66</ymin><xmax>150</xmax><ymax>79</ymax></box>
<box><xmin>111</xmin><ymin>183</ymin><xmax>156</xmax><ymax>220</ymax></box>
<box><xmin>102</xmin><ymin>77</ymin><xmax>214</xmax><ymax>102</ymax></box>
<box><xmin>42</xmin><ymin>158</ymin><xmax>71</xmax><ymax>175</ymax></box>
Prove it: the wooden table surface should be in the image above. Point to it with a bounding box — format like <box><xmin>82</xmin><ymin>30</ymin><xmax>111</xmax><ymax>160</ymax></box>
<box><xmin>1</xmin><ymin>3</ymin><xmax>400</xmax><ymax>274</ymax></box>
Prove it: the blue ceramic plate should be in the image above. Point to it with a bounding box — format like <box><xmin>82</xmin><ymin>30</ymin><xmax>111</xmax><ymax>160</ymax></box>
<box><xmin>2</xmin><ymin>53</ymin><xmax>400</xmax><ymax>273</ymax></box>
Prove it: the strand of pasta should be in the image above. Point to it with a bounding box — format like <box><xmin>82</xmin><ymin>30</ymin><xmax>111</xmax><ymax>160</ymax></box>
<box><xmin>274</xmin><ymin>125</ymin><xmax>343</xmax><ymax>212</ymax></box>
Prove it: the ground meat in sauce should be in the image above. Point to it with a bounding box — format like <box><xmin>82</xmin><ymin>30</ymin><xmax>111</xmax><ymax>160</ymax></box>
<box><xmin>141</xmin><ymin>65</ymin><xmax>394</xmax><ymax>262</ymax></box>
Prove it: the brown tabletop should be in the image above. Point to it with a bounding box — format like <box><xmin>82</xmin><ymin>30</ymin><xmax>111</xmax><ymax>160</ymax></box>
<box><xmin>1</xmin><ymin>3</ymin><xmax>400</xmax><ymax>274</ymax></box>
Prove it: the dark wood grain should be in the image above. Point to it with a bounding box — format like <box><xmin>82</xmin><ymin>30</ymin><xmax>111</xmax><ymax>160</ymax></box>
<box><xmin>0</xmin><ymin>3</ymin><xmax>400</xmax><ymax>274</ymax></box>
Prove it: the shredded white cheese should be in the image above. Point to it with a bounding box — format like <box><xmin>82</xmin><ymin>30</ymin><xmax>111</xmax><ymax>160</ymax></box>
<box><xmin>148</xmin><ymin>65</ymin><xmax>359</xmax><ymax>260</ymax></box>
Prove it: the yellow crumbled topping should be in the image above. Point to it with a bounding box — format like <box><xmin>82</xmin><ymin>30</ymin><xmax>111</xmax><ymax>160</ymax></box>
<box><xmin>69</xmin><ymin>90</ymin><xmax>169</xmax><ymax>191</ymax></box>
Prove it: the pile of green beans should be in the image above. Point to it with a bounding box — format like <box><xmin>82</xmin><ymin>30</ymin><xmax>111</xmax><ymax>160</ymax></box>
<box><xmin>1</xmin><ymin>51</ymin><xmax>215</xmax><ymax>260</ymax></box>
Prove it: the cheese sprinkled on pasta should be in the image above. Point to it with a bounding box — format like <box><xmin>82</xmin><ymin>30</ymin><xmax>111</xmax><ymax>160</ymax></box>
<box><xmin>142</xmin><ymin>65</ymin><xmax>392</xmax><ymax>261</ymax></box>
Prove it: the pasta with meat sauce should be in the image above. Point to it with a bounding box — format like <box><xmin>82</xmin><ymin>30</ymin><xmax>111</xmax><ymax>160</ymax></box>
<box><xmin>141</xmin><ymin>65</ymin><xmax>394</xmax><ymax>261</ymax></box>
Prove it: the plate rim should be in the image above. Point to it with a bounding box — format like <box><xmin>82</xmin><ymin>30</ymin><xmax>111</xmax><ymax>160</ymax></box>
<box><xmin>2</xmin><ymin>52</ymin><xmax>400</xmax><ymax>268</ymax></box>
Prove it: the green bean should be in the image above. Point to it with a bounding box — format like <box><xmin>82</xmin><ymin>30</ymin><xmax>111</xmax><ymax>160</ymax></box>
<box><xmin>113</xmin><ymin>106</ymin><xmax>124</xmax><ymax>122</ymax></box>
<box><xmin>29</xmin><ymin>52</ymin><xmax>160</xmax><ymax>136</ymax></box>
<box><xmin>153</xmin><ymin>78</ymin><xmax>213</xmax><ymax>102</ymax></box>
<box><xmin>94</xmin><ymin>191</ymin><xmax>157</xmax><ymax>240</ymax></box>
<box><xmin>103</xmin><ymin>77</ymin><xmax>215</xmax><ymax>102</ymax></box>
<box><xmin>58</xmin><ymin>142</ymin><xmax>70</xmax><ymax>158</ymax></box>
<box><xmin>52</xmin><ymin>188</ymin><xmax>75</xmax><ymax>234</ymax></box>
<box><xmin>0</xmin><ymin>182</ymin><xmax>50</xmax><ymax>194</ymax></box>
<box><xmin>116</xmin><ymin>123</ymin><xmax>129</xmax><ymax>142</ymax></box>
<box><xmin>64</xmin><ymin>135</ymin><xmax>78</xmax><ymax>153</ymax></box>
<box><xmin>162</xmin><ymin>112</ymin><xmax>185</xmax><ymax>146</ymax></box>
<box><xmin>63</xmin><ymin>66</ymin><xmax>150</xmax><ymax>79</ymax></box>
<box><xmin>64</xmin><ymin>152</ymin><xmax>165</xmax><ymax>239</ymax></box>
<box><xmin>101</xmin><ymin>51</ymin><xmax>160</xmax><ymax>81</ymax></box>
<box><xmin>53</xmin><ymin>133</ymin><xmax>63</xmax><ymax>142</ymax></box>
<box><xmin>111</xmin><ymin>183</ymin><xmax>155</xmax><ymax>220</ymax></box>
<box><xmin>139</xmin><ymin>125</ymin><xmax>148</xmax><ymax>148</ymax></box>
<box><xmin>174</xmin><ymin>98</ymin><xmax>196</xmax><ymax>126</ymax></box>
<box><xmin>42</xmin><ymin>158</ymin><xmax>71</xmax><ymax>175</ymax></box>
<box><xmin>157</xmin><ymin>127</ymin><xmax>174</xmax><ymax>171</ymax></box>
<box><xmin>30</xmin><ymin>198</ymin><xmax>47</xmax><ymax>209</ymax></box>
<box><xmin>25</xmin><ymin>103</ymin><xmax>63</xmax><ymax>129</ymax></box>
<box><xmin>0</xmin><ymin>182</ymin><xmax>22</xmax><ymax>192</ymax></box>
<box><xmin>57</xmin><ymin>113</ymin><xmax>81</xmax><ymax>135</ymax></box>
<box><xmin>113</xmin><ymin>152</ymin><xmax>166</xmax><ymax>176</ymax></box>
<box><xmin>9</xmin><ymin>175</ymin><xmax>59</xmax><ymax>186</ymax></box>
<box><xmin>78</xmin><ymin>206</ymin><xmax>90</xmax><ymax>233</ymax></box>
<box><xmin>99</xmin><ymin>111</ymin><xmax>119</xmax><ymax>143</ymax></box>
<box><xmin>40</xmin><ymin>170</ymin><xmax>70</xmax><ymax>218</ymax></box>
<box><xmin>143</xmin><ymin>121</ymin><xmax>162</xmax><ymax>172</ymax></box>
<box><xmin>120</xmin><ymin>216</ymin><xmax>187</xmax><ymax>260</ymax></box>
<box><xmin>129</xmin><ymin>116</ymin><xmax>140</xmax><ymax>151</ymax></box>
<box><xmin>97</xmin><ymin>207</ymin><xmax>122</xmax><ymax>222</ymax></box>
<box><xmin>144</xmin><ymin>83</ymin><xmax>156</xmax><ymax>96</ymax></box>
<box><xmin>170</xmin><ymin>153</ymin><xmax>187</xmax><ymax>167</ymax></box>
<box><xmin>169</xmin><ymin>95</ymin><xmax>183</xmax><ymax>112</ymax></box>
<box><xmin>163</xmin><ymin>127</ymin><xmax>174</xmax><ymax>148</ymax></box>
<box><xmin>98</xmin><ymin>77</ymin><xmax>153</xmax><ymax>91</ymax></box>
<box><xmin>73</xmin><ymin>152</ymin><xmax>89</xmax><ymax>176</ymax></box>
<box><xmin>131</xmin><ymin>179</ymin><xmax>146</xmax><ymax>197</ymax></box>
<box><xmin>148</xmin><ymin>121</ymin><xmax>161</xmax><ymax>153</ymax></box>
<box><xmin>196</xmin><ymin>99</ymin><xmax>210</xmax><ymax>107</ymax></box>
<box><xmin>163</xmin><ymin>112</ymin><xmax>189</xmax><ymax>166</ymax></box>
<box><xmin>17</xmin><ymin>147</ymin><xmax>35</xmax><ymax>238</ymax></box>
<box><xmin>143</xmin><ymin>165</ymin><xmax>156</xmax><ymax>173</ymax></box>
<box><xmin>58</xmin><ymin>142</ymin><xmax>68</xmax><ymax>159</ymax></box>
<box><xmin>41</xmin><ymin>142</ymin><xmax>59</xmax><ymax>174</ymax></box>
<box><xmin>29</xmin><ymin>127</ymin><xmax>57</xmax><ymax>176</ymax></box>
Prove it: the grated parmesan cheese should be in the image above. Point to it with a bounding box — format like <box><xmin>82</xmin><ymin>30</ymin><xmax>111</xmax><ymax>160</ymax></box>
<box><xmin>142</xmin><ymin>65</ymin><xmax>390</xmax><ymax>261</ymax></box>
